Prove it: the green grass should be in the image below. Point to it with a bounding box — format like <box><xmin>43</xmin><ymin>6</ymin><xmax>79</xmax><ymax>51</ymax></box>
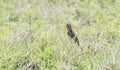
<box><xmin>0</xmin><ymin>0</ymin><xmax>120</xmax><ymax>70</ymax></box>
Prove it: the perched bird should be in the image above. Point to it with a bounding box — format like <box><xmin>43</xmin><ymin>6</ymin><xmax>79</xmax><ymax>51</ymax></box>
<box><xmin>66</xmin><ymin>23</ymin><xmax>80</xmax><ymax>46</ymax></box>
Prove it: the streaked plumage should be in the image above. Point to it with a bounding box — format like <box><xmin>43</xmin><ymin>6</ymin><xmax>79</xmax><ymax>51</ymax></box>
<box><xmin>66</xmin><ymin>23</ymin><xmax>80</xmax><ymax>46</ymax></box>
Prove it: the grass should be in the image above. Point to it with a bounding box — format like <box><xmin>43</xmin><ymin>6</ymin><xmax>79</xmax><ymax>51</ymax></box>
<box><xmin>0</xmin><ymin>0</ymin><xmax>120</xmax><ymax>70</ymax></box>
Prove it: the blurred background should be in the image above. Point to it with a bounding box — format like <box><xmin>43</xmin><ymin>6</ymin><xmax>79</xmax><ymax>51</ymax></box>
<box><xmin>0</xmin><ymin>0</ymin><xmax>120</xmax><ymax>70</ymax></box>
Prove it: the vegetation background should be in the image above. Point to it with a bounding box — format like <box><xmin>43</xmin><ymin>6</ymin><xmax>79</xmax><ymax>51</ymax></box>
<box><xmin>0</xmin><ymin>0</ymin><xmax>120</xmax><ymax>70</ymax></box>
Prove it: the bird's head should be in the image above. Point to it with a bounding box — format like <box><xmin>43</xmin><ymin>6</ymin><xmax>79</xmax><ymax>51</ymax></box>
<box><xmin>66</xmin><ymin>23</ymin><xmax>72</xmax><ymax>30</ymax></box>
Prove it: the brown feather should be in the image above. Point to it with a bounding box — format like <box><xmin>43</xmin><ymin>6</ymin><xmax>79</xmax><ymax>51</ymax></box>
<box><xmin>66</xmin><ymin>23</ymin><xmax>80</xmax><ymax>46</ymax></box>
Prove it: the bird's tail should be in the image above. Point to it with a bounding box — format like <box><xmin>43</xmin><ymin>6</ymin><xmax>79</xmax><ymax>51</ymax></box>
<box><xmin>74</xmin><ymin>36</ymin><xmax>83</xmax><ymax>51</ymax></box>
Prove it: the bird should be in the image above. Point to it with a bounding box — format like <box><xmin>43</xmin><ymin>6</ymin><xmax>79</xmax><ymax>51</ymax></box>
<box><xmin>66</xmin><ymin>23</ymin><xmax>80</xmax><ymax>46</ymax></box>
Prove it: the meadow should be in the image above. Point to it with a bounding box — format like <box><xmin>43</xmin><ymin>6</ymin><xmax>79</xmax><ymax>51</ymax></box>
<box><xmin>0</xmin><ymin>0</ymin><xmax>120</xmax><ymax>70</ymax></box>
